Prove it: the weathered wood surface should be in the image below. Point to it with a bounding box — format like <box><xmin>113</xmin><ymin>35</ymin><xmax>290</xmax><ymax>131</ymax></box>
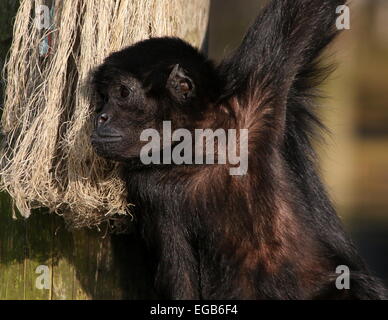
<box><xmin>0</xmin><ymin>0</ymin><xmax>153</xmax><ymax>300</ymax></box>
<box><xmin>0</xmin><ymin>0</ymin><xmax>212</xmax><ymax>300</ymax></box>
<box><xmin>0</xmin><ymin>192</ymin><xmax>153</xmax><ymax>300</ymax></box>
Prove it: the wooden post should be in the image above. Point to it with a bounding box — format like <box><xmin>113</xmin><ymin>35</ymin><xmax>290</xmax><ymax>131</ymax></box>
<box><xmin>0</xmin><ymin>192</ymin><xmax>155</xmax><ymax>299</ymax></box>
<box><xmin>0</xmin><ymin>0</ymin><xmax>209</xmax><ymax>300</ymax></box>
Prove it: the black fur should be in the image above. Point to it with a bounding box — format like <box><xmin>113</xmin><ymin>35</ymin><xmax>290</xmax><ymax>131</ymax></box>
<box><xmin>90</xmin><ymin>0</ymin><xmax>387</xmax><ymax>299</ymax></box>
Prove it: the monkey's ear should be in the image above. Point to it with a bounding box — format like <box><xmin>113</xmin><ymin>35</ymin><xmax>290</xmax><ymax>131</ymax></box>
<box><xmin>167</xmin><ymin>64</ymin><xmax>195</xmax><ymax>102</ymax></box>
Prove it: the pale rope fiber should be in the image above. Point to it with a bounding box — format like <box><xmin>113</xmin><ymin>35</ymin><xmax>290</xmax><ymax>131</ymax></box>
<box><xmin>1</xmin><ymin>0</ymin><xmax>210</xmax><ymax>229</ymax></box>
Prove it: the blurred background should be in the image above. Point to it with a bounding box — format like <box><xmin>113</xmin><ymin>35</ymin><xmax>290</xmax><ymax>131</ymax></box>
<box><xmin>209</xmin><ymin>0</ymin><xmax>388</xmax><ymax>284</ymax></box>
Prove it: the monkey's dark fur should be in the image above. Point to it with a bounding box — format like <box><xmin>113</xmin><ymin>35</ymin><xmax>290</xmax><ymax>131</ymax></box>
<box><xmin>90</xmin><ymin>0</ymin><xmax>387</xmax><ymax>299</ymax></box>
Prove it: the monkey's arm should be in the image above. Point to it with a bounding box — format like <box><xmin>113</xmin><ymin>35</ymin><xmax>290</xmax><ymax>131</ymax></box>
<box><xmin>153</xmin><ymin>224</ymin><xmax>201</xmax><ymax>300</ymax></box>
<box><xmin>219</xmin><ymin>0</ymin><xmax>347</xmax><ymax>134</ymax></box>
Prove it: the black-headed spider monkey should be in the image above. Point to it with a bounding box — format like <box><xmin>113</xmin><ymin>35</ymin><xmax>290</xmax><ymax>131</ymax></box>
<box><xmin>90</xmin><ymin>0</ymin><xmax>387</xmax><ymax>299</ymax></box>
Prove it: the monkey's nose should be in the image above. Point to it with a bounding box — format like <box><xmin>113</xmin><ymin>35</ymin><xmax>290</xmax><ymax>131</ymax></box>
<box><xmin>97</xmin><ymin>113</ymin><xmax>109</xmax><ymax>126</ymax></box>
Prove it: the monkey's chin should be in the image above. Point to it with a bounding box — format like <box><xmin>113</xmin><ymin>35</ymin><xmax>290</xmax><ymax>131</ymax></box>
<box><xmin>91</xmin><ymin>140</ymin><xmax>122</xmax><ymax>161</ymax></box>
<box><xmin>90</xmin><ymin>143</ymin><xmax>138</xmax><ymax>165</ymax></box>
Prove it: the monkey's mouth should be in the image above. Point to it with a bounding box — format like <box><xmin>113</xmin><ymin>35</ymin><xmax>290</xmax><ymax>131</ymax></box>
<box><xmin>95</xmin><ymin>136</ymin><xmax>123</xmax><ymax>143</ymax></box>
<box><xmin>90</xmin><ymin>133</ymin><xmax>123</xmax><ymax>144</ymax></box>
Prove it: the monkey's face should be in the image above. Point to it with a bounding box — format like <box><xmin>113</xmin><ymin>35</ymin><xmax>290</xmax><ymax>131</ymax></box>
<box><xmin>90</xmin><ymin>71</ymin><xmax>158</xmax><ymax>162</ymax></box>
<box><xmin>90</xmin><ymin>38</ymin><xmax>221</xmax><ymax>164</ymax></box>
<box><xmin>90</xmin><ymin>64</ymin><xmax>211</xmax><ymax>164</ymax></box>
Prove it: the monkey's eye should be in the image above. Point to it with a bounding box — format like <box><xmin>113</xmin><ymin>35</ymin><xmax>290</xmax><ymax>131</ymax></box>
<box><xmin>119</xmin><ymin>85</ymin><xmax>131</xmax><ymax>99</ymax></box>
<box><xmin>179</xmin><ymin>80</ymin><xmax>192</xmax><ymax>95</ymax></box>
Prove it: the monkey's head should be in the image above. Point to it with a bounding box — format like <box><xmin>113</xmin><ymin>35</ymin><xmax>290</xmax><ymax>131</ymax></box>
<box><xmin>90</xmin><ymin>37</ymin><xmax>221</xmax><ymax>163</ymax></box>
